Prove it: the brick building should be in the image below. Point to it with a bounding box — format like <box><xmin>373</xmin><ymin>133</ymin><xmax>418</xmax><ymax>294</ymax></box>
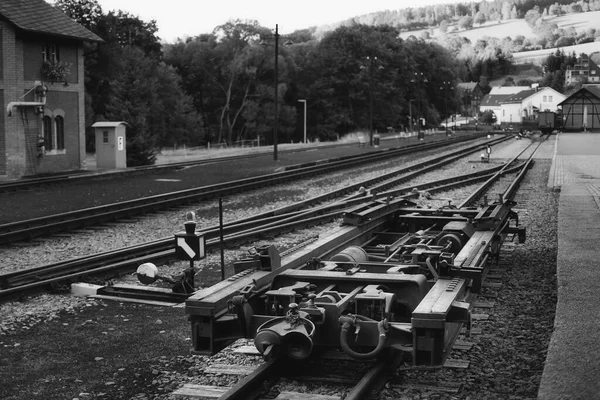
<box><xmin>1</xmin><ymin>0</ymin><xmax>102</xmax><ymax>179</ymax></box>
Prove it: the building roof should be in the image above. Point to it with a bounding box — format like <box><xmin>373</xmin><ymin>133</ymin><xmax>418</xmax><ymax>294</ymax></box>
<box><xmin>501</xmin><ymin>89</ymin><xmax>537</xmax><ymax>104</ymax></box>
<box><xmin>558</xmin><ymin>86</ymin><xmax>600</xmax><ymax>106</ymax></box>
<box><xmin>0</xmin><ymin>0</ymin><xmax>103</xmax><ymax>42</ymax></box>
<box><xmin>92</xmin><ymin>121</ymin><xmax>128</xmax><ymax>128</ymax></box>
<box><xmin>489</xmin><ymin>86</ymin><xmax>531</xmax><ymax>95</ymax></box>
<box><xmin>457</xmin><ymin>82</ymin><xmax>478</xmax><ymax>90</ymax></box>
<box><xmin>480</xmin><ymin>93</ymin><xmax>515</xmax><ymax>108</ymax></box>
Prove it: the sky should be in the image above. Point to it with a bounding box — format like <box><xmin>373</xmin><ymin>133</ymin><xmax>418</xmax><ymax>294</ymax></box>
<box><xmin>94</xmin><ymin>0</ymin><xmax>472</xmax><ymax>43</ymax></box>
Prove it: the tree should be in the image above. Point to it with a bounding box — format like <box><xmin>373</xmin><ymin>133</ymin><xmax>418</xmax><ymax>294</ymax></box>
<box><xmin>474</xmin><ymin>11</ymin><xmax>487</xmax><ymax>26</ymax></box>
<box><xmin>439</xmin><ymin>20</ymin><xmax>449</xmax><ymax>34</ymax></box>
<box><xmin>490</xmin><ymin>11</ymin><xmax>502</xmax><ymax>23</ymax></box>
<box><xmin>501</xmin><ymin>1</ymin><xmax>512</xmax><ymax>20</ymax></box>
<box><xmin>480</xmin><ymin>109</ymin><xmax>496</xmax><ymax>125</ymax></box>
<box><xmin>104</xmin><ymin>47</ymin><xmax>160</xmax><ymax>166</ymax></box>
<box><xmin>458</xmin><ymin>16</ymin><xmax>473</xmax><ymax>30</ymax></box>
<box><xmin>53</xmin><ymin>0</ymin><xmax>103</xmax><ymax>30</ymax></box>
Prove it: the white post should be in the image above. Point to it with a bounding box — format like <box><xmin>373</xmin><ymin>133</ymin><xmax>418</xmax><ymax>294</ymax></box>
<box><xmin>298</xmin><ymin>99</ymin><xmax>307</xmax><ymax>143</ymax></box>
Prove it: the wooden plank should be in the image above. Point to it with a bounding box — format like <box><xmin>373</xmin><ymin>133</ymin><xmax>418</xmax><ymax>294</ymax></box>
<box><xmin>452</xmin><ymin>340</ymin><xmax>473</xmax><ymax>351</ymax></box>
<box><xmin>172</xmin><ymin>384</ymin><xmax>229</xmax><ymax>398</ymax></box>
<box><xmin>471</xmin><ymin>313</ymin><xmax>489</xmax><ymax>321</ymax></box>
<box><xmin>232</xmin><ymin>345</ymin><xmax>260</xmax><ymax>355</ymax></box>
<box><xmin>89</xmin><ymin>295</ymin><xmax>181</xmax><ymax>307</ymax></box>
<box><xmin>444</xmin><ymin>359</ymin><xmax>470</xmax><ymax>369</ymax></box>
<box><xmin>294</xmin><ymin>374</ymin><xmax>357</xmax><ymax>385</ymax></box>
<box><xmin>461</xmin><ymin>327</ymin><xmax>482</xmax><ymax>335</ymax></box>
<box><xmin>204</xmin><ymin>363</ymin><xmax>257</xmax><ymax>375</ymax></box>
<box><xmin>473</xmin><ymin>300</ymin><xmax>495</xmax><ymax>308</ymax></box>
<box><xmin>275</xmin><ymin>392</ymin><xmax>341</xmax><ymax>400</ymax></box>
<box><xmin>479</xmin><ymin>292</ymin><xmax>498</xmax><ymax>298</ymax></box>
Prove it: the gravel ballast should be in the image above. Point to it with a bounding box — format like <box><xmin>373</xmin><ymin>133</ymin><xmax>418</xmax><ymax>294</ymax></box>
<box><xmin>0</xmin><ymin>137</ymin><xmax>557</xmax><ymax>399</ymax></box>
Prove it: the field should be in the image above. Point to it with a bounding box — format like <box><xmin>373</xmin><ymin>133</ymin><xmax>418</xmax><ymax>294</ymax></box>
<box><xmin>399</xmin><ymin>10</ymin><xmax>600</xmax><ymax>65</ymax></box>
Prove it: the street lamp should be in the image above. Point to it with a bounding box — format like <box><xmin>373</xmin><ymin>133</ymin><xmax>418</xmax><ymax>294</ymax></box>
<box><xmin>361</xmin><ymin>56</ymin><xmax>383</xmax><ymax>146</ymax></box>
<box><xmin>440</xmin><ymin>81</ymin><xmax>453</xmax><ymax>136</ymax></box>
<box><xmin>367</xmin><ymin>56</ymin><xmax>378</xmax><ymax>146</ymax></box>
<box><xmin>298</xmin><ymin>99</ymin><xmax>307</xmax><ymax>144</ymax></box>
<box><xmin>409</xmin><ymin>99</ymin><xmax>415</xmax><ymax>134</ymax></box>
<box><xmin>410</xmin><ymin>72</ymin><xmax>428</xmax><ymax>140</ymax></box>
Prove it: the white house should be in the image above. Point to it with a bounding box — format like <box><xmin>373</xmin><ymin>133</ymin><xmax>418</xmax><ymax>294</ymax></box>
<box><xmin>479</xmin><ymin>86</ymin><xmax>530</xmax><ymax>118</ymax></box>
<box><xmin>497</xmin><ymin>87</ymin><xmax>566</xmax><ymax>124</ymax></box>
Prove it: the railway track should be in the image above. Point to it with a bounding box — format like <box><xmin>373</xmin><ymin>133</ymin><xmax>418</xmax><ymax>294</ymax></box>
<box><xmin>0</xmin><ymin>135</ymin><xmax>508</xmax><ymax>245</ymax></box>
<box><xmin>164</xmin><ymin>141</ymin><xmax>543</xmax><ymax>400</ymax></box>
<box><xmin>0</xmin><ymin>139</ymin><xmax>537</xmax><ymax>300</ymax></box>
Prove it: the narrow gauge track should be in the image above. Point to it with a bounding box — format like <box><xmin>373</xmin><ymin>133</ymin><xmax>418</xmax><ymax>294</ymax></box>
<box><xmin>0</xmin><ymin>144</ymin><xmax>330</xmax><ymax>193</ymax></box>
<box><xmin>175</xmin><ymin>141</ymin><xmax>543</xmax><ymax>400</ymax></box>
<box><xmin>0</xmin><ymin>135</ymin><xmax>508</xmax><ymax>245</ymax></box>
<box><xmin>174</xmin><ymin>347</ymin><xmax>403</xmax><ymax>400</ymax></box>
<box><xmin>0</xmin><ymin>139</ymin><xmax>535</xmax><ymax>300</ymax></box>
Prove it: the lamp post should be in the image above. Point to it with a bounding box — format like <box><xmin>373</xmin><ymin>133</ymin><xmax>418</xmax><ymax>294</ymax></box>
<box><xmin>409</xmin><ymin>99</ymin><xmax>415</xmax><ymax>134</ymax></box>
<box><xmin>367</xmin><ymin>56</ymin><xmax>377</xmax><ymax>147</ymax></box>
<box><xmin>273</xmin><ymin>25</ymin><xmax>279</xmax><ymax>161</ymax></box>
<box><xmin>261</xmin><ymin>25</ymin><xmax>293</xmax><ymax>161</ymax></box>
<box><xmin>261</xmin><ymin>25</ymin><xmax>282</xmax><ymax>161</ymax></box>
<box><xmin>411</xmin><ymin>72</ymin><xmax>428</xmax><ymax>140</ymax></box>
<box><xmin>361</xmin><ymin>56</ymin><xmax>383</xmax><ymax>146</ymax></box>
<box><xmin>298</xmin><ymin>99</ymin><xmax>307</xmax><ymax>144</ymax></box>
<box><xmin>440</xmin><ymin>81</ymin><xmax>453</xmax><ymax>137</ymax></box>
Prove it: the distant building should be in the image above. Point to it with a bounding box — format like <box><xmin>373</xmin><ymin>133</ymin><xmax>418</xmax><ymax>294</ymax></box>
<box><xmin>0</xmin><ymin>0</ymin><xmax>102</xmax><ymax>179</ymax></box>
<box><xmin>559</xmin><ymin>85</ymin><xmax>600</xmax><ymax>131</ymax></box>
<box><xmin>456</xmin><ymin>81</ymin><xmax>484</xmax><ymax>117</ymax></box>
<box><xmin>565</xmin><ymin>53</ymin><xmax>600</xmax><ymax>86</ymax></box>
<box><xmin>498</xmin><ymin>87</ymin><xmax>566</xmax><ymax>125</ymax></box>
<box><xmin>479</xmin><ymin>86</ymin><xmax>565</xmax><ymax>125</ymax></box>
<box><xmin>479</xmin><ymin>86</ymin><xmax>531</xmax><ymax>120</ymax></box>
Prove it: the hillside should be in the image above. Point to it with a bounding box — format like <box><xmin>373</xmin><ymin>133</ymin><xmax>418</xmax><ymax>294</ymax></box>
<box><xmin>398</xmin><ymin>10</ymin><xmax>600</xmax><ymax>66</ymax></box>
<box><xmin>399</xmin><ymin>18</ymin><xmax>533</xmax><ymax>41</ymax></box>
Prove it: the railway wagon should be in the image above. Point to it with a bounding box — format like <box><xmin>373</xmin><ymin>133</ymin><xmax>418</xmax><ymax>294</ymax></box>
<box><xmin>182</xmin><ymin>196</ymin><xmax>525</xmax><ymax>368</ymax></box>
<box><xmin>538</xmin><ymin>111</ymin><xmax>560</xmax><ymax>134</ymax></box>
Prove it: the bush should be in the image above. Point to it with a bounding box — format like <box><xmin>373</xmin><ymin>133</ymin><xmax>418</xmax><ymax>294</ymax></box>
<box><xmin>555</xmin><ymin>36</ymin><xmax>576</xmax><ymax>47</ymax></box>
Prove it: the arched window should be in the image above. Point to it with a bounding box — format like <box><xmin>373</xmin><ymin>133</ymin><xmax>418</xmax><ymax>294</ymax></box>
<box><xmin>55</xmin><ymin>116</ymin><xmax>65</xmax><ymax>150</ymax></box>
<box><xmin>43</xmin><ymin>115</ymin><xmax>53</xmax><ymax>150</ymax></box>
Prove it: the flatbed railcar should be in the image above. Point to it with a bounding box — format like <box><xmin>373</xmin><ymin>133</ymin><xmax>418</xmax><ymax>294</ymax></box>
<box><xmin>179</xmin><ymin>196</ymin><xmax>525</xmax><ymax>368</ymax></box>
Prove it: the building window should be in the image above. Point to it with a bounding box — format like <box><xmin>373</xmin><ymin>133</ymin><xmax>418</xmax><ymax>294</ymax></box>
<box><xmin>55</xmin><ymin>116</ymin><xmax>65</xmax><ymax>150</ymax></box>
<box><xmin>502</xmin><ymin>110</ymin><xmax>505</xmax><ymax>116</ymax></box>
<box><xmin>43</xmin><ymin>115</ymin><xmax>53</xmax><ymax>151</ymax></box>
<box><xmin>42</xmin><ymin>43</ymin><xmax>60</xmax><ymax>63</ymax></box>
<box><xmin>549</xmin><ymin>96</ymin><xmax>552</xmax><ymax>102</ymax></box>
<box><xmin>543</xmin><ymin>95</ymin><xmax>547</xmax><ymax>102</ymax></box>
<box><xmin>103</xmin><ymin>131</ymin><xmax>109</xmax><ymax>144</ymax></box>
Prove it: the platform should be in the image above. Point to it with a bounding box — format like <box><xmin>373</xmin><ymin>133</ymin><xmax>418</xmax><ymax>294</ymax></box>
<box><xmin>539</xmin><ymin>132</ymin><xmax>600</xmax><ymax>399</ymax></box>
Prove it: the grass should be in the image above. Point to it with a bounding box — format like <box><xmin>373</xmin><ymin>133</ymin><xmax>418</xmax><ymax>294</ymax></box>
<box><xmin>0</xmin><ymin>300</ymin><xmax>192</xmax><ymax>400</ymax></box>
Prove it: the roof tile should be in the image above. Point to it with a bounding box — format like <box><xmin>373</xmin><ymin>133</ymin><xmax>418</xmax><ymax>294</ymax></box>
<box><xmin>0</xmin><ymin>0</ymin><xmax>102</xmax><ymax>42</ymax></box>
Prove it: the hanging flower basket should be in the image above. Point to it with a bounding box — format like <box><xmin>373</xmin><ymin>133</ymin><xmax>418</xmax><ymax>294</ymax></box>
<box><xmin>41</xmin><ymin>60</ymin><xmax>71</xmax><ymax>83</ymax></box>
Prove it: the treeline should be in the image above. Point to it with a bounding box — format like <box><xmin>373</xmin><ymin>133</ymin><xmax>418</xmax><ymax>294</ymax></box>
<box><xmin>54</xmin><ymin>0</ymin><xmax>521</xmax><ymax>165</ymax></box>
<box><xmin>55</xmin><ymin>0</ymin><xmax>201</xmax><ymax>165</ymax></box>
